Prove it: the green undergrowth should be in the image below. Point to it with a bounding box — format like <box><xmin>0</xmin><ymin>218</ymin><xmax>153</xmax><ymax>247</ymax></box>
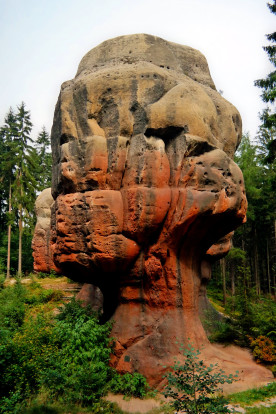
<box><xmin>206</xmin><ymin>284</ymin><xmax>276</xmax><ymax>347</ymax></box>
<box><xmin>0</xmin><ymin>279</ymin><xmax>150</xmax><ymax>414</ymax></box>
<box><xmin>228</xmin><ymin>382</ymin><xmax>276</xmax><ymax>407</ymax></box>
<box><xmin>17</xmin><ymin>399</ymin><xmax>125</xmax><ymax>414</ymax></box>
<box><xmin>1</xmin><ymin>276</ymin><xmax>275</xmax><ymax>414</ymax></box>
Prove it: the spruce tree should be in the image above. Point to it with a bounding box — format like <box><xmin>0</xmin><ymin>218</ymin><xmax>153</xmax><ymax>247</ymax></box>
<box><xmin>254</xmin><ymin>2</ymin><xmax>276</xmax><ymax>293</ymax></box>
<box><xmin>255</xmin><ymin>1</ymin><xmax>276</xmax><ymax>134</ymax></box>
<box><xmin>35</xmin><ymin>126</ymin><xmax>52</xmax><ymax>190</ymax></box>
<box><xmin>0</xmin><ymin>108</ymin><xmax>18</xmax><ymax>278</ymax></box>
<box><xmin>12</xmin><ymin>103</ymin><xmax>37</xmax><ymax>276</ymax></box>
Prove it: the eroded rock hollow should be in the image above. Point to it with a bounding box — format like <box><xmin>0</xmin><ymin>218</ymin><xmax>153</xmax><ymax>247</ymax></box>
<box><xmin>33</xmin><ymin>34</ymin><xmax>249</xmax><ymax>385</ymax></box>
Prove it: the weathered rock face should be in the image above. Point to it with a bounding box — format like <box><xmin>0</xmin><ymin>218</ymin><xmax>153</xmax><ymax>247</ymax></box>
<box><xmin>49</xmin><ymin>34</ymin><xmax>248</xmax><ymax>384</ymax></box>
<box><xmin>32</xmin><ymin>188</ymin><xmax>61</xmax><ymax>274</ymax></box>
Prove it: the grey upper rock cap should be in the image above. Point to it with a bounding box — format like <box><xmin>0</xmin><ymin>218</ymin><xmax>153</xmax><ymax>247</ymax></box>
<box><xmin>76</xmin><ymin>33</ymin><xmax>216</xmax><ymax>90</ymax></box>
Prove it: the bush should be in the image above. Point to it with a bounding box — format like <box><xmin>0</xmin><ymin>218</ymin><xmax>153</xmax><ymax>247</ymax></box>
<box><xmin>249</xmin><ymin>335</ymin><xmax>276</xmax><ymax>363</ymax></box>
<box><xmin>0</xmin><ymin>290</ymin><xmax>149</xmax><ymax>413</ymax></box>
<box><xmin>109</xmin><ymin>372</ymin><xmax>149</xmax><ymax>398</ymax></box>
<box><xmin>204</xmin><ymin>315</ymin><xmax>238</xmax><ymax>344</ymax></box>
<box><xmin>36</xmin><ymin>270</ymin><xmax>62</xmax><ymax>279</ymax></box>
<box><xmin>0</xmin><ymin>282</ymin><xmax>26</xmax><ymax>338</ymax></box>
<box><xmin>163</xmin><ymin>345</ymin><xmax>238</xmax><ymax>414</ymax></box>
<box><xmin>0</xmin><ymin>313</ymin><xmax>57</xmax><ymax>412</ymax></box>
<box><xmin>0</xmin><ymin>274</ymin><xmax>5</xmax><ymax>290</ymax></box>
<box><xmin>38</xmin><ymin>299</ymin><xmax>114</xmax><ymax>405</ymax></box>
<box><xmin>25</xmin><ymin>289</ymin><xmax>63</xmax><ymax>305</ymax></box>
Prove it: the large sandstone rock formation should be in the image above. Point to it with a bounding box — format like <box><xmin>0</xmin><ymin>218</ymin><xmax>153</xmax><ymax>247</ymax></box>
<box><xmin>34</xmin><ymin>34</ymin><xmax>273</xmax><ymax>386</ymax></box>
<box><xmin>32</xmin><ymin>188</ymin><xmax>60</xmax><ymax>274</ymax></box>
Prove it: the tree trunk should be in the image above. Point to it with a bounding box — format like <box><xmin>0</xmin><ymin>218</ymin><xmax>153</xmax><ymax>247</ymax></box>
<box><xmin>220</xmin><ymin>258</ymin><xmax>226</xmax><ymax>306</ymax></box>
<box><xmin>254</xmin><ymin>228</ymin><xmax>260</xmax><ymax>295</ymax></box>
<box><xmin>230</xmin><ymin>262</ymin><xmax>235</xmax><ymax>297</ymax></box>
<box><xmin>6</xmin><ymin>181</ymin><xmax>12</xmax><ymax>279</ymax></box>
<box><xmin>17</xmin><ymin>168</ymin><xmax>24</xmax><ymax>277</ymax></box>
<box><xmin>273</xmin><ymin>220</ymin><xmax>276</xmax><ymax>295</ymax></box>
<box><xmin>266</xmin><ymin>239</ymin><xmax>271</xmax><ymax>295</ymax></box>
<box><xmin>18</xmin><ymin>205</ymin><xmax>22</xmax><ymax>276</ymax></box>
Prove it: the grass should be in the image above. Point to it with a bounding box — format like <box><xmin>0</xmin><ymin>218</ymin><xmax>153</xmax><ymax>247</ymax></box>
<box><xmin>228</xmin><ymin>382</ymin><xmax>276</xmax><ymax>407</ymax></box>
<box><xmin>208</xmin><ymin>297</ymin><xmax>227</xmax><ymax>314</ymax></box>
<box><xmin>19</xmin><ymin>400</ymin><xmax>125</xmax><ymax>414</ymax></box>
<box><xmin>245</xmin><ymin>404</ymin><xmax>276</xmax><ymax>413</ymax></box>
<box><xmin>146</xmin><ymin>404</ymin><xmax>174</xmax><ymax>414</ymax></box>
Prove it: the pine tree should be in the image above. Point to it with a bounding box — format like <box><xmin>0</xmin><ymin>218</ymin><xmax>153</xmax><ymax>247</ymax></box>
<box><xmin>256</xmin><ymin>126</ymin><xmax>276</xmax><ymax>293</ymax></box>
<box><xmin>0</xmin><ymin>108</ymin><xmax>18</xmax><ymax>278</ymax></box>
<box><xmin>12</xmin><ymin>103</ymin><xmax>38</xmax><ymax>276</ymax></box>
<box><xmin>35</xmin><ymin>126</ymin><xmax>52</xmax><ymax>190</ymax></box>
<box><xmin>234</xmin><ymin>133</ymin><xmax>276</xmax><ymax>295</ymax></box>
<box><xmin>255</xmin><ymin>2</ymin><xmax>276</xmax><ymax>132</ymax></box>
<box><xmin>253</xmin><ymin>2</ymin><xmax>276</xmax><ymax>294</ymax></box>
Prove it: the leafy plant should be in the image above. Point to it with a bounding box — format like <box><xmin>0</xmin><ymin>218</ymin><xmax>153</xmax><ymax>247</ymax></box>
<box><xmin>249</xmin><ymin>335</ymin><xmax>276</xmax><ymax>363</ymax></box>
<box><xmin>109</xmin><ymin>372</ymin><xmax>149</xmax><ymax>397</ymax></box>
<box><xmin>0</xmin><ymin>284</ymin><xmax>150</xmax><ymax>413</ymax></box>
<box><xmin>163</xmin><ymin>345</ymin><xmax>238</xmax><ymax>414</ymax></box>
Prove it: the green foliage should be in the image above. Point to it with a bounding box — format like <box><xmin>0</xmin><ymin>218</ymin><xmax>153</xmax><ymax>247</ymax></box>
<box><xmin>232</xmin><ymin>131</ymin><xmax>276</xmax><ymax>297</ymax></box>
<box><xmin>34</xmin><ymin>127</ymin><xmax>52</xmax><ymax>190</ymax></box>
<box><xmin>0</xmin><ymin>104</ymin><xmax>52</xmax><ymax>277</ymax></box>
<box><xmin>0</xmin><ymin>281</ymin><xmax>26</xmax><ymax>337</ymax></box>
<box><xmin>162</xmin><ymin>345</ymin><xmax>238</xmax><ymax>414</ymax></box>
<box><xmin>206</xmin><ymin>318</ymin><xmax>237</xmax><ymax>344</ymax></box>
<box><xmin>19</xmin><ymin>399</ymin><xmax>124</xmax><ymax>414</ymax></box>
<box><xmin>235</xmin><ymin>134</ymin><xmax>262</xmax><ymax>222</ymax></box>
<box><xmin>0</xmin><ymin>286</ymin><xmax>149</xmax><ymax>413</ymax></box>
<box><xmin>109</xmin><ymin>372</ymin><xmax>149</xmax><ymax>398</ymax></box>
<box><xmin>41</xmin><ymin>299</ymin><xmax>114</xmax><ymax>405</ymax></box>
<box><xmin>255</xmin><ymin>1</ymin><xmax>276</xmax><ymax>130</ymax></box>
<box><xmin>36</xmin><ymin>270</ymin><xmax>63</xmax><ymax>279</ymax></box>
<box><xmin>0</xmin><ymin>274</ymin><xmax>5</xmax><ymax>289</ymax></box>
<box><xmin>208</xmin><ymin>287</ymin><xmax>276</xmax><ymax>348</ymax></box>
<box><xmin>247</xmin><ymin>298</ymin><xmax>276</xmax><ymax>339</ymax></box>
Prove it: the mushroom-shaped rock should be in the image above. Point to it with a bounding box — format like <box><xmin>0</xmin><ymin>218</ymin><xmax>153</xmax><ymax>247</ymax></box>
<box><xmin>33</xmin><ymin>34</ymin><xmax>272</xmax><ymax>387</ymax></box>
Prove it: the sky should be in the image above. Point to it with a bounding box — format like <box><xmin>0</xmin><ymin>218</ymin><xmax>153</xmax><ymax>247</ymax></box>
<box><xmin>0</xmin><ymin>0</ymin><xmax>275</xmax><ymax>140</ymax></box>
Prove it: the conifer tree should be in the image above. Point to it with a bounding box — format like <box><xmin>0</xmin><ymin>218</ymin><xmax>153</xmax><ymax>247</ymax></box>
<box><xmin>0</xmin><ymin>108</ymin><xmax>18</xmax><ymax>278</ymax></box>
<box><xmin>35</xmin><ymin>126</ymin><xmax>52</xmax><ymax>190</ymax></box>
<box><xmin>12</xmin><ymin>103</ymin><xmax>38</xmax><ymax>276</ymax></box>
<box><xmin>255</xmin><ymin>1</ymin><xmax>276</xmax><ymax>138</ymax></box>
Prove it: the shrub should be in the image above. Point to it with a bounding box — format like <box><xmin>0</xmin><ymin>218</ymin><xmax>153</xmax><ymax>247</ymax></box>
<box><xmin>39</xmin><ymin>299</ymin><xmax>114</xmax><ymax>405</ymax></box>
<box><xmin>163</xmin><ymin>345</ymin><xmax>238</xmax><ymax>414</ymax></box>
<box><xmin>0</xmin><ymin>282</ymin><xmax>26</xmax><ymax>337</ymax></box>
<box><xmin>109</xmin><ymin>372</ymin><xmax>149</xmax><ymax>398</ymax></box>
<box><xmin>249</xmin><ymin>335</ymin><xmax>276</xmax><ymax>363</ymax></box>
<box><xmin>0</xmin><ymin>313</ymin><xmax>57</xmax><ymax>411</ymax></box>
<box><xmin>0</xmin><ymin>274</ymin><xmax>5</xmax><ymax>290</ymax></box>
<box><xmin>0</xmin><ymin>291</ymin><xmax>149</xmax><ymax>412</ymax></box>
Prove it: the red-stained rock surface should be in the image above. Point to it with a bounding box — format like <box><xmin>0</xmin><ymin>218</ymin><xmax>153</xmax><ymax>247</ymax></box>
<box><xmin>33</xmin><ymin>34</ymin><xmax>273</xmax><ymax>386</ymax></box>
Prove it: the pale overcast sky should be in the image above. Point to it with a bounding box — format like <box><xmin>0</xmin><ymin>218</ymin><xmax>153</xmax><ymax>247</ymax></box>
<box><xmin>0</xmin><ymin>0</ymin><xmax>275</xmax><ymax>140</ymax></box>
